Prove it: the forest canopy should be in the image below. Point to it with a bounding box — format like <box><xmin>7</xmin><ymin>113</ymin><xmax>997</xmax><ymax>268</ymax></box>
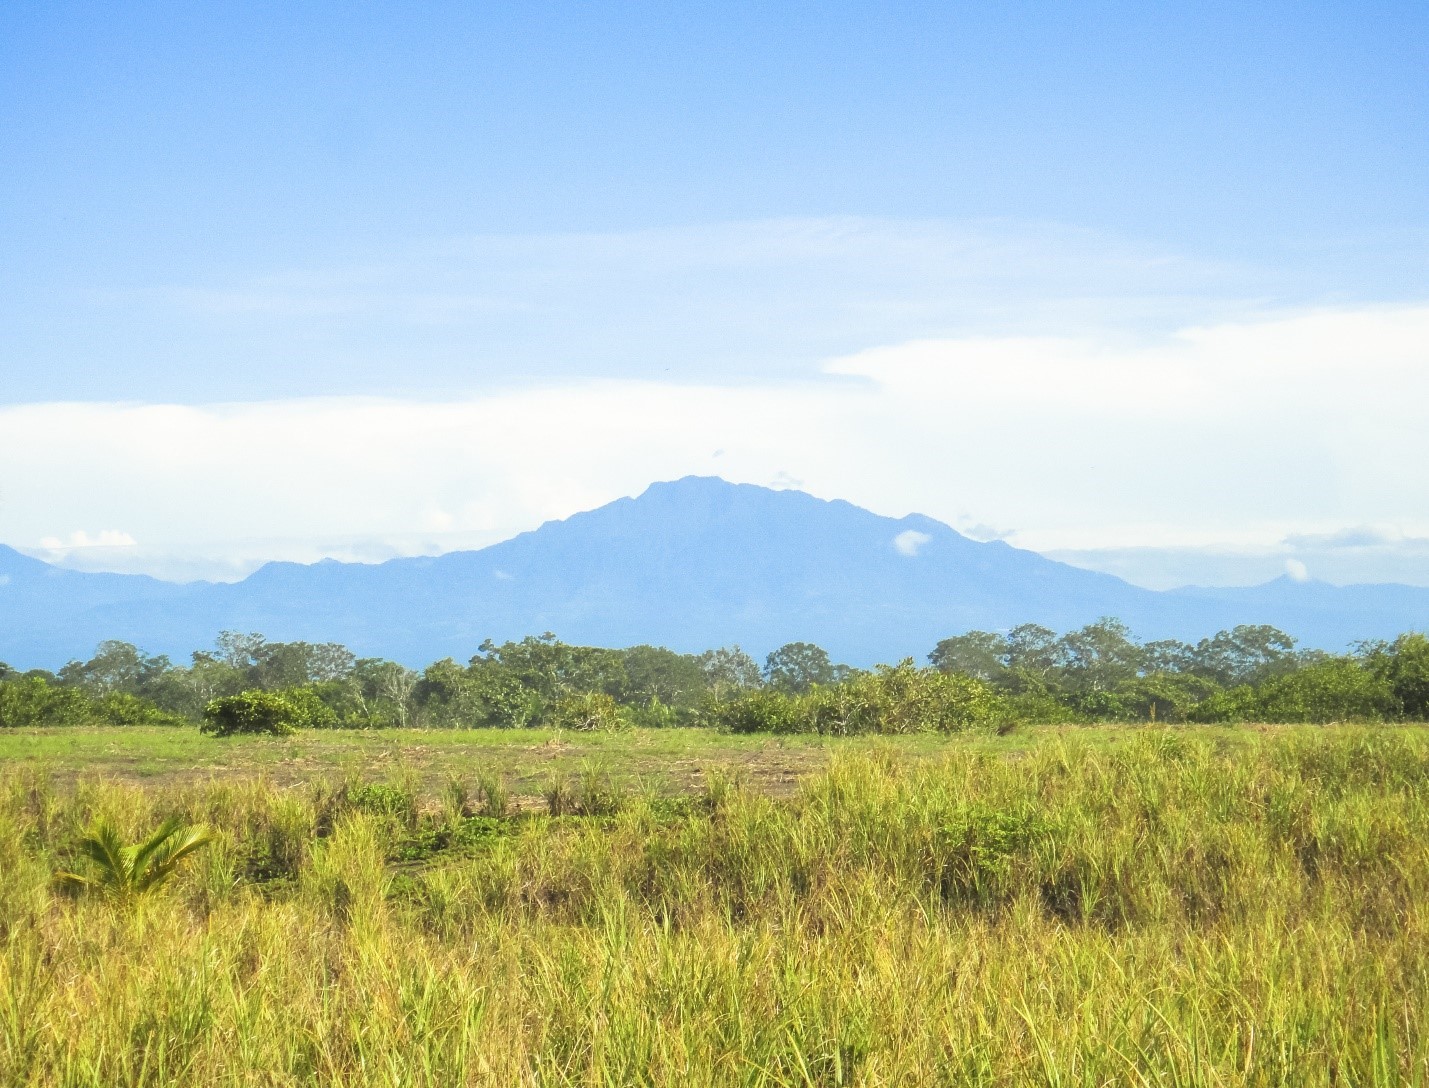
<box><xmin>2</xmin><ymin>622</ymin><xmax>1426</xmax><ymax>733</ymax></box>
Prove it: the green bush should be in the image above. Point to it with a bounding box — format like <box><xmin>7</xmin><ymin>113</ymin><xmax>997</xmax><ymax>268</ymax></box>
<box><xmin>706</xmin><ymin>687</ymin><xmax>804</xmax><ymax>733</ymax></box>
<box><xmin>710</xmin><ymin>662</ymin><xmax>1000</xmax><ymax>735</ymax></box>
<box><xmin>1369</xmin><ymin>632</ymin><xmax>1429</xmax><ymax>719</ymax></box>
<box><xmin>96</xmin><ymin>691</ymin><xmax>185</xmax><ymax>727</ymax></box>
<box><xmin>1193</xmin><ymin>659</ymin><xmax>1397</xmax><ymax>724</ymax></box>
<box><xmin>546</xmin><ymin>691</ymin><xmax>630</xmax><ymax>732</ymax></box>
<box><xmin>624</xmin><ymin>696</ymin><xmax>680</xmax><ymax>729</ymax></box>
<box><xmin>802</xmin><ymin>661</ymin><xmax>1000</xmax><ymax>734</ymax></box>
<box><xmin>0</xmin><ymin>677</ymin><xmax>90</xmax><ymax>728</ymax></box>
<box><xmin>348</xmin><ymin>782</ymin><xmax>418</xmax><ymax>829</ymax></box>
<box><xmin>201</xmin><ymin>691</ymin><xmax>309</xmax><ymax>737</ymax></box>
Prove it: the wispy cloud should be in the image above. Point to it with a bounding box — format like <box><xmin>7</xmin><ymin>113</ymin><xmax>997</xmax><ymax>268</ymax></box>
<box><xmin>23</xmin><ymin>216</ymin><xmax>1304</xmax><ymax>407</ymax></box>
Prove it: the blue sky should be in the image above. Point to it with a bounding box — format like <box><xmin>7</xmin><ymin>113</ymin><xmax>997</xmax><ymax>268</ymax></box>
<box><xmin>1</xmin><ymin>2</ymin><xmax>1427</xmax><ymax>586</ymax></box>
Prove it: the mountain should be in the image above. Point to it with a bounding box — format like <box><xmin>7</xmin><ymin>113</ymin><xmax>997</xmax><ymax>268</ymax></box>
<box><xmin>2</xmin><ymin>477</ymin><xmax>1427</xmax><ymax>668</ymax></box>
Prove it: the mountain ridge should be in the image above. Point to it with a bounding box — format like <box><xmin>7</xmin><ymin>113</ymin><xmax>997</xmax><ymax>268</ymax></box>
<box><xmin>2</xmin><ymin>476</ymin><xmax>1425</xmax><ymax>668</ymax></box>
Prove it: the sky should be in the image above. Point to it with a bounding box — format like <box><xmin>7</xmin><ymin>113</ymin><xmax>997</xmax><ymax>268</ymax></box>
<box><xmin>1</xmin><ymin>2</ymin><xmax>1427</xmax><ymax>587</ymax></box>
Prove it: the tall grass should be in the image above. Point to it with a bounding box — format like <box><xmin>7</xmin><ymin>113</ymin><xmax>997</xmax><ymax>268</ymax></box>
<box><xmin>1</xmin><ymin>728</ymin><xmax>1428</xmax><ymax>1084</ymax></box>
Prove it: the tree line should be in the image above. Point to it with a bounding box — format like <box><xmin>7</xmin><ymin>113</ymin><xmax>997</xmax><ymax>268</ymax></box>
<box><xmin>1</xmin><ymin>619</ymin><xmax>1426</xmax><ymax>732</ymax></box>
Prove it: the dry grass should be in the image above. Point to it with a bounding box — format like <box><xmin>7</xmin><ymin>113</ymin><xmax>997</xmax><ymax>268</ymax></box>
<box><xmin>2</xmin><ymin>726</ymin><xmax>1427</xmax><ymax>1085</ymax></box>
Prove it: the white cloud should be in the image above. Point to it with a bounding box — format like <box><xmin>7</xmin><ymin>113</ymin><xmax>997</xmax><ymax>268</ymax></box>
<box><xmin>0</xmin><ymin>303</ymin><xmax>1426</xmax><ymax>585</ymax></box>
<box><xmin>893</xmin><ymin>530</ymin><xmax>932</xmax><ymax>557</ymax></box>
<box><xmin>37</xmin><ymin>530</ymin><xmax>138</xmax><ymax>551</ymax></box>
<box><xmin>1285</xmin><ymin>558</ymin><xmax>1311</xmax><ymax>583</ymax></box>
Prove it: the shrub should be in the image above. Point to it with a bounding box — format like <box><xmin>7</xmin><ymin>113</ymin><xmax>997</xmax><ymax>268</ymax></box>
<box><xmin>96</xmin><ymin>691</ymin><xmax>185</xmax><ymax>727</ymax></box>
<box><xmin>1193</xmin><ymin>659</ymin><xmax>1397</xmax><ymax>724</ymax></box>
<box><xmin>706</xmin><ymin>688</ymin><xmax>804</xmax><ymax>733</ymax></box>
<box><xmin>1369</xmin><ymin>633</ymin><xmax>1429</xmax><ymax>719</ymax></box>
<box><xmin>547</xmin><ymin>691</ymin><xmax>630</xmax><ymax>732</ymax></box>
<box><xmin>278</xmin><ymin>687</ymin><xmax>339</xmax><ymax>729</ymax></box>
<box><xmin>626</xmin><ymin>696</ymin><xmax>682</xmax><ymax>729</ymax></box>
<box><xmin>0</xmin><ymin>677</ymin><xmax>90</xmax><ymax>728</ymax></box>
<box><xmin>804</xmin><ymin>660</ymin><xmax>1000</xmax><ymax>734</ymax></box>
<box><xmin>348</xmin><ymin>782</ymin><xmax>417</xmax><ymax>829</ymax></box>
<box><xmin>201</xmin><ymin>691</ymin><xmax>309</xmax><ymax>737</ymax></box>
<box><xmin>710</xmin><ymin>662</ymin><xmax>1000</xmax><ymax>735</ymax></box>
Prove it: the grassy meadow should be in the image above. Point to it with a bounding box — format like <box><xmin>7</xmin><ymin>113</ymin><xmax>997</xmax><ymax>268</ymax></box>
<box><xmin>2</xmin><ymin>724</ymin><xmax>1428</xmax><ymax>1085</ymax></box>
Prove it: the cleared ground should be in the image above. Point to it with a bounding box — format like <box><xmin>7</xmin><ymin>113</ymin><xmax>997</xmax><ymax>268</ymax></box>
<box><xmin>1</xmin><ymin>721</ymin><xmax>1296</xmax><ymax>800</ymax></box>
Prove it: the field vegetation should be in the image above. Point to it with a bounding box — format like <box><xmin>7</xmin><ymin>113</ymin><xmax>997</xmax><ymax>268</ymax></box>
<box><xmin>2</xmin><ymin>726</ymin><xmax>1428</xmax><ymax>1084</ymax></box>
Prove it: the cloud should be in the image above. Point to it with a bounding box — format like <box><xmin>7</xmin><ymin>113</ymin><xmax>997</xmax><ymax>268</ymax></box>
<box><xmin>14</xmin><ymin>216</ymin><xmax>1290</xmax><ymax>406</ymax></box>
<box><xmin>957</xmin><ymin>521</ymin><xmax>1013</xmax><ymax>542</ymax></box>
<box><xmin>893</xmin><ymin>530</ymin><xmax>932</xmax><ymax>557</ymax></box>
<box><xmin>37</xmin><ymin>530</ymin><xmax>138</xmax><ymax>551</ymax></box>
<box><xmin>0</xmin><ymin>303</ymin><xmax>1426</xmax><ymax>584</ymax></box>
<box><xmin>1284</xmin><ymin>526</ymin><xmax>1403</xmax><ymax>550</ymax></box>
<box><xmin>1285</xmin><ymin>558</ymin><xmax>1311</xmax><ymax>583</ymax></box>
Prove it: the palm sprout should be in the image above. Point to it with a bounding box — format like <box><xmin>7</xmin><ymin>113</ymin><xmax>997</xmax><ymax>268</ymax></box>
<box><xmin>54</xmin><ymin>815</ymin><xmax>213</xmax><ymax>903</ymax></box>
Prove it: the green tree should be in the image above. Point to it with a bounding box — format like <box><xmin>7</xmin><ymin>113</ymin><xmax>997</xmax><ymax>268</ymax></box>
<box><xmin>764</xmin><ymin>642</ymin><xmax>836</xmax><ymax>694</ymax></box>
<box><xmin>1055</xmin><ymin>618</ymin><xmax>1144</xmax><ymax>695</ymax></box>
<box><xmin>1190</xmin><ymin>625</ymin><xmax>1298</xmax><ymax>686</ymax></box>
<box><xmin>262</xmin><ymin>641</ymin><xmax>355</xmax><ymax>687</ymax></box>
<box><xmin>1363</xmin><ymin>632</ymin><xmax>1429</xmax><ymax>719</ymax></box>
<box><xmin>473</xmin><ymin>634</ymin><xmax>627</xmax><ymax>700</ymax></box>
<box><xmin>412</xmin><ymin>658</ymin><xmax>540</xmax><ymax>728</ymax></box>
<box><xmin>619</xmin><ymin>645</ymin><xmax>709</xmax><ymax>709</ymax></box>
<box><xmin>1143</xmin><ymin>638</ymin><xmax>1197</xmax><ymax>674</ymax></box>
<box><xmin>697</xmin><ymin>645</ymin><xmax>762</xmax><ymax>697</ymax></box>
<box><xmin>928</xmin><ymin>631</ymin><xmax>1007</xmax><ymax>681</ymax></box>
<box><xmin>58</xmin><ymin>640</ymin><xmax>172</xmax><ymax>696</ymax></box>
<box><xmin>1004</xmin><ymin>624</ymin><xmax>1060</xmax><ymax>684</ymax></box>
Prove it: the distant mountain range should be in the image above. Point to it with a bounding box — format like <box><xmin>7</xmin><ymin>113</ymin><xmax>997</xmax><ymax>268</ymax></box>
<box><xmin>2</xmin><ymin>476</ymin><xmax>1427</xmax><ymax>669</ymax></box>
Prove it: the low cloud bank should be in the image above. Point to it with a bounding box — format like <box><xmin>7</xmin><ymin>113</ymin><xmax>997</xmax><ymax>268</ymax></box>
<box><xmin>2</xmin><ymin>304</ymin><xmax>1426</xmax><ymax>586</ymax></box>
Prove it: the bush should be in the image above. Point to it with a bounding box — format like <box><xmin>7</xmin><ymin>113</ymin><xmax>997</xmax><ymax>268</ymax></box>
<box><xmin>201</xmin><ymin>691</ymin><xmax>309</xmax><ymax>737</ymax></box>
<box><xmin>1369</xmin><ymin>633</ymin><xmax>1429</xmax><ymax>719</ymax></box>
<box><xmin>0</xmin><ymin>677</ymin><xmax>90</xmax><ymax>728</ymax></box>
<box><xmin>705</xmin><ymin>688</ymin><xmax>804</xmax><ymax>733</ymax></box>
<box><xmin>348</xmin><ymin>782</ymin><xmax>418</xmax><ymax>829</ymax></box>
<box><xmin>96</xmin><ymin>691</ymin><xmax>185</xmax><ymax>727</ymax></box>
<box><xmin>1193</xmin><ymin>659</ymin><xmax>1396</xmax><ymax>724</ymax></box>
<box><xmin>710</xmin><ymin>662</ymin><xmax>1001</xmax><ymax>735</ymax></box>
<box><xmin>803</xmin><ymin>661</ymin><xmax>1000</xmax><ymax>734</ymax></box>
<box><xmin>546</xmin><ymin>691</ymin><xmax>630</xmax><ymax>732</ymax></box>
<box><xmin>626</xmin><ymin>696</ymin><xmax>682</xmax><ymax>729</ymax></box>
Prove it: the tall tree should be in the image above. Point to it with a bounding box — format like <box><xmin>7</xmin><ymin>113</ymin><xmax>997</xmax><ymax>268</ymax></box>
<box><xmin>697</xmin><ymin>646</ymin><xmax>763</xmax><ymax>697</ymax></box>
<box><xmin>58</xmin><ymin>641</ymin><xmax>171</xmax><ymax>696</ymax></box>
<box><xmin>928</xmin><ymin>631</ymin><xmax>1007</xmax><ymax>681</ymax></box>
<box><xmin>764</xmin><ymin>642</ymin><xmax>836</xmax><ymax>694</ymax></box>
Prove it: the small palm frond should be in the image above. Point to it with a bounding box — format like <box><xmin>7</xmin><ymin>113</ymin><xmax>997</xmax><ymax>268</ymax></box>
<box><xmin>51</xmin><ymin>870</ymin><xmax>100</xmax><ymax>895</ymax></box>
<box><xmin>134</xmin><ymin>824</ymin><xmax>215</xmax><ymax>894</ymax></box>
<box><xmin>130</xmin><ymin>815</ymin><xmax>186</xmax><ymax>876</ymax></box>
<box><xmin>75</xmin><ymin>819</ymin><xmax>133</xmax><ymax>891</ymax></box>
<box><xmin>55</xmin><ymin>816</ymin><xmax>213</xmax><ymax>902</ymax></box>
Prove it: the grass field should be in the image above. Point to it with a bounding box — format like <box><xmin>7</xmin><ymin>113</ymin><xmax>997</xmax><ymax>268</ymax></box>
<box><xmin>3</xmin><ymin>724</ymin><xmax>1428</xmax><ymax>1085</ymax></box>
<box><xmin>0</xmin><ymin>722</ymin><xmax>1270</xmax><ymax>797</ymax></box>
